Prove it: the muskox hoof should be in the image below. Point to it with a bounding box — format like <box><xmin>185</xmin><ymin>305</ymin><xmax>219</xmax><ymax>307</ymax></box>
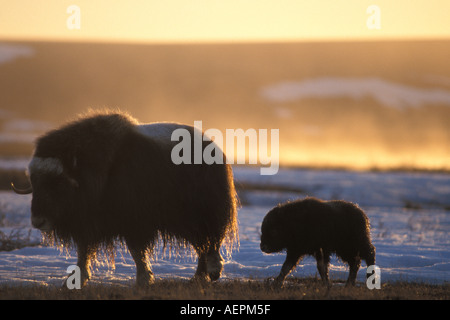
<box><xmin>135</xmin><ymin>273</ymin><xmax>155</xmax><ymax>289</ymax></box>
<box><xmin>62</xmin><ymin>267</ymin><xmax>90</xmax><ymax>289</ymax></box>
<box><xmin>273</xmin><ymin>281</ymin><xmax>284</xmax><ymax>289</ymax></box>
<box><xmin>207</xmin><ymin>263</ymin><xmax>223</xmax><ymax>282</ymax></box>
<box><xmin>62</xmin><ymin>276</ymin><xmax>89</xmax><ymax>290</ymax></box>
<box><xmin>269</xmin><ymin>277</ymin><xmax>284</xmax><ymax>289</ymax></box>
<box><xmin>206</xmin><ymin>251</ymin><xmax>224</xmax><ymax>281</ymax></box>
<box><xmin>208</xmin><ymin>270</ymin><xmax>222</xmax><ymax>282</ymax></box>
<box><xmin>192</xmin><ymin>273</ymin><xmax>211</xmax><ymax>284</ymax></box>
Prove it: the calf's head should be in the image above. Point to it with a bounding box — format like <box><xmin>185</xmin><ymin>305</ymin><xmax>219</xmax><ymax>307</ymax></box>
<box><xmin>260</xmin><ymin>206</ymin><xmax>287</xmax><ymax>254</ymax></box>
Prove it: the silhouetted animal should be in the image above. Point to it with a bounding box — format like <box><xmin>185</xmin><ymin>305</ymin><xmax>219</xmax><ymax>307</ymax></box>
<box><xmin>260</xmin><ymin>197</ymin><xmax>375</xmax><ymax>286</ymax></box>
<box><xmin>12</xmin><ymin>111</ymin><xmax>239</xmax><ymax>287</ymax></box>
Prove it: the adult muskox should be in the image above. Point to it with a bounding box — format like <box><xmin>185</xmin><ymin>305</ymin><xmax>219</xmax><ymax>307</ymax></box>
<box><xmin>12</xmin><ymin>111</ymin><xmax>239</xmax><ymax>287</ymax></box>
<box><xmin>260</xmin><ymin>197</ymin><xmax>375</xmax><ymax>287</ymax></box>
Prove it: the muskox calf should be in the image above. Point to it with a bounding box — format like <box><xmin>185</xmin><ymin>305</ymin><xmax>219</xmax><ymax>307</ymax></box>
<box><xmin>260</xmin><ymin>197</ymin><xmax>375</xmax><ymax>286</ymax></box>
<box><xmin>12</xmin><ymin>111</ymin><xmax>238</xmax><ymax>287</ymax></box>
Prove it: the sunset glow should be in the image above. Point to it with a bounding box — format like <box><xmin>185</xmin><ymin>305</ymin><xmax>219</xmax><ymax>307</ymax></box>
<box><xmin>1</xmin><ymin>2</ymin><xmax>449</xmax><ymax>171</ymax></box>
<box><xmin>1</xmin><ymin>0</ymin><xmax>450</xmax><ymax>43</ymax></box>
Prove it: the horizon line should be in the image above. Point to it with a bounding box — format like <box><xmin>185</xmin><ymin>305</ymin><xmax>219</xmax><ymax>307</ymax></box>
<box><xmin>2</xmin><ymin>36</ymin><xmax>450</xmax><ymax>46</ymax></box>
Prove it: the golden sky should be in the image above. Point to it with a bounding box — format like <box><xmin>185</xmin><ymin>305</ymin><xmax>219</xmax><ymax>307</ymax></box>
<box><xmin>0</xmin><ymin>0</ymin><xmax>450</xmax><ymax>42</ymax></box>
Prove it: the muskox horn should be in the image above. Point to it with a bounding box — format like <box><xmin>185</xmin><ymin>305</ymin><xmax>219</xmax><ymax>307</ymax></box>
<box><xmin>11</xmin><ymin>182</ymin><xmax>33</xmax><ymax>194</ymax></box>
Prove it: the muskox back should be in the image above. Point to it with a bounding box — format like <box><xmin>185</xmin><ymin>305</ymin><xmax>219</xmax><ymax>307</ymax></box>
<box><xmin>260</xmin><ymin>197</ymin><xmax>375</xmax><ymax>286</ymax></box>
<box><xmin>105</xmin><ymin>125</ymin><xmax>238</xmax><ymax>253</ymax></box>
<box><xmin>16</xmin><ymin>111</ymin><xmax>239</xmax><ymax>287</ymax></box>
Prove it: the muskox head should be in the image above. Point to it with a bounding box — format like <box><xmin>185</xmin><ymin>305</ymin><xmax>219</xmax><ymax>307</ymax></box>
<box><xmin>11</xmin><ymin>113</ymin><xmax>137</xmax><ymax>242</ymax></box>
<box><xmin>260</xmin><ymin>206</ymin><xmax>287</xmax><ymax>254</ymax></box>
<box><xmin>12</xmin><ymin>156</ymin><xmax>79</xmax><ymax>233</ymax></box>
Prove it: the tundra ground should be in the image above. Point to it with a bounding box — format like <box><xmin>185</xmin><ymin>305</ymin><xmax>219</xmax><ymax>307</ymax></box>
<box><xmin>0</xmin><ymin>278</ymin><xmax>448</xmax><ymax>300</ymax></box>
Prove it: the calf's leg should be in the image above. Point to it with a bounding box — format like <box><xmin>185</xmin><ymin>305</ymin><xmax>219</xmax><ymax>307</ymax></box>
<box><xmin>346</xmin><ymin>256</ymin><xmax>361</xmax><ymax>286</ymax></box>
<box><xmin>315</xmin><ymin>248</ymin><xmax>330</xmax><ymax>286</ymax></box>
<box><xmin>274</xmin><ymin>250</ymin><xmax>302</xmax><ymax>287</ymax></box>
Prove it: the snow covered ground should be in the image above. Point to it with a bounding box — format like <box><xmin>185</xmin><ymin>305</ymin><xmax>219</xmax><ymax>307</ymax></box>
<box><xmin>0</xmin><ymin>164</ymin><xmax>449</xmax><ymax>287</ymax></box>
<box><xmin>260</xmin><ymin>77</ymin><xmax>450</xmax><ymax>110</ymax></box>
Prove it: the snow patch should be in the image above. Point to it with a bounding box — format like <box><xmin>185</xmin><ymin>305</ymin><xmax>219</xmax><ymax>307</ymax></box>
<box><xmin>0</xmin><ymin>44</ymin><xmax>34</xmax><ymax>64</ymax></box>
<box><xmin>0</xmin><ymin>167</ymin><xmax>449</xmax><ymax>286</ymax></box>
<box><xmin>261</xmin><ymin>77</ymin><xmax>450</xmax><ymax>109</ymax></box>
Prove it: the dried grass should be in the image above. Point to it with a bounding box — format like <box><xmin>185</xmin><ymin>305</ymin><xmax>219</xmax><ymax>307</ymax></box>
<box><xmin>1</xmin><ymin>278</ymin><xmax>448</xmax><ymax>300</ymax></box>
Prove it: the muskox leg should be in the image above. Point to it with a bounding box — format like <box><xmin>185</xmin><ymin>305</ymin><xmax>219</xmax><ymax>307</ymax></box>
<box><xmin>193</xmin><ymin>249</ymin><xmax>209</xmax><ymax>281</ymax></box>
<box><xmin>128</xmin><ymin>246</ymin><xmax>154</xmax><ymax>288</ymax></box>
<box><xmin>206</xmin><ymin>249</ymin><xmax>224</xmax><ymax>281</ymax></box>
<box><xmin>346</xmin><ymin>256</ymin><xmax>361</xmax><ymax>287</ymax></box>
<box><xmin>315</xmin><ymin>248</ymin><xmax>330</xmax><ymax>286</ymax></box>
<box><xmin>194</xmin><ymin>247</ymin><xmax>224</xmax><ymax>282</ymax></box>
<box><xmin>274</xmin><ymin>250</ymin><xmax>302</xmax><ymax>288</ymax></box>
<box><xmin>64</xmin><ymin>244</ymin><xmax>95</xmax><ymax>288</ymax></box>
